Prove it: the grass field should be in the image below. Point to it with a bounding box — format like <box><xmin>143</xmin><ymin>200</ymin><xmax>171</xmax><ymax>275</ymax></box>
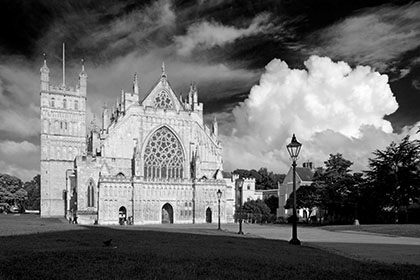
<box><xmin>1</xmin><ymin>215</ymin><xmax>420</xmax><ymax>280</ymax></box>
<box><xmin>322</xmin><ymin>224</ymin><xmax>420</xmax><ymax>238</ymax></box>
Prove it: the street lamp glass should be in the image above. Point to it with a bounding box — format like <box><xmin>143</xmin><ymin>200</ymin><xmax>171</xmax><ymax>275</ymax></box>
<box><xmin>217</xmin><ymin>189</ymin><xmax>222</xmax><ymax>199</ymax></box>
<box><xmin>286</xmin><ymin>134</ymin><xmax>302</xmax><ymax>161</ymax></box>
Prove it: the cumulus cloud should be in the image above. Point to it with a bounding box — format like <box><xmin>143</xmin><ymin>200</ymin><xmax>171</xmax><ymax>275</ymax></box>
<box><xmin>309</xmin><ymin>2</ymin><xmax>420</xmax><ymax>72</ymax></box>
<box><xmin>0</xmin><ymin>61</ymin><xmax>40</xmax><ymax>138</ymax></box>
<box><xmin>0</xmin><ymin>140</ymin><xmax>38</xmax><ymax>155</ymax></box>
<box><xmin>174</xmin><ymin>13</ymin><xmax>273</xmax><ymax>56</ymax></box>
<box><xmin>222</xmin><ymin>56</ymin><xmax>401</xmax><ymax>173</ymax></box>
<box><xmin>0</xmin><ymin>140</ymin><xmax>39</xmax><ymax>181</ymax></box>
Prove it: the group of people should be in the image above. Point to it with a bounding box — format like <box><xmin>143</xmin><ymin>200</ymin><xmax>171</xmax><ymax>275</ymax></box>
<box><xmin>68</xmin><ymin>213</ymin><xmax>78</xmax><ymax>224</ymax></box>
<box><xmin>119</xmin><ymin>215</ymin><xmax>133</xmax><ymax>225</ymax></box>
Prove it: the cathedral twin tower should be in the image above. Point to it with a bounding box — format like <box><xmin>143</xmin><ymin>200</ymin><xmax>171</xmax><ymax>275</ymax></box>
<box><xmin>39</xmin><ymin>50</ymin><xmax>231</xmax><ymax>225</ymax></box>
<box><xmin>40</xmin><ymin>54</ymin><xmax>87</xmax><ymax>217</ymax></box>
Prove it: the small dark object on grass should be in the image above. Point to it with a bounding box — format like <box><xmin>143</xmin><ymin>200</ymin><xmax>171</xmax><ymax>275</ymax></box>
<box><xmin>103</xmin><ymin>239</ymin><xmax>112</xmax><ymax>247</ymax></box>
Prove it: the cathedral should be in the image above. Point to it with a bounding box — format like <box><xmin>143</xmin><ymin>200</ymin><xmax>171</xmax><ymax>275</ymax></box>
<box><xmin>40</xmin><ymin>55</ymin><xmax>234</xmax><ymax>225</ymax></box>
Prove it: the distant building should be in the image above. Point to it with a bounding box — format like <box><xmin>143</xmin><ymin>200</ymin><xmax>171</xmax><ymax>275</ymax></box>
<box><xmin>260</xmin><ymin>189</ymin><xmax>278</xmax><ymax>200</ymax></box>
<box><xmin>277</xmin><ymin>162</ymin><xmax>315</xmax><ymax>220</ymax></box>
<box><xmin>223</xmin><ymin>172</ymin><xmax>263</xmax><ymax>215</ymax></box>
<box><xmin>40</xmin><ymin>54</ymin><xmax>233</xmax><ymax>225</ymax></box>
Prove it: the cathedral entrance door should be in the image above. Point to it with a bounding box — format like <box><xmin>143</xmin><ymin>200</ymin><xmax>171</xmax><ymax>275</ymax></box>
<box><xmin>119</xmin><ymin>206</ymin><xmax>127</xmax><ymax>225</ymax></box>
<box><xmin>206</xmin><ymin>207</ymin><xmax>212</xmax><ymax>223</ymax></box>
<box><xmin>162</xmin><ymin>203</ymin><xmax>173</xmax><ymax>224</ymax></box>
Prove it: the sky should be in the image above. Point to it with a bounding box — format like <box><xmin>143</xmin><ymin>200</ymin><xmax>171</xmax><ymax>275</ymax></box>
<box><xmin>1</xmin><ymin>0</ymin><xmax>420</xmax><ymax>181</ymax></box>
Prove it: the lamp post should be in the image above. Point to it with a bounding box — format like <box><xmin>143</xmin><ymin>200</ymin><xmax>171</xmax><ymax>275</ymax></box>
<box><xmin>217</xmin><ymin>189</ymin><xmax>222</xmax><ymax>230</ymax></box>
<box><xmin>286</xmin><ymin>134</ymin><xmax>302</xmax><ymax>245</ymax></box>
<box><xmin>236</xmin><ymin>178</ymin><xmax>244</xmax><ymax>234</ymax></box>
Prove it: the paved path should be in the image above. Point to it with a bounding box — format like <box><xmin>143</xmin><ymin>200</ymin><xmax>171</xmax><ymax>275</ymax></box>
<box><xmin>134</xmin><ymin>223</ymin><xmax>420</xmax><ymax>265</ymax></box>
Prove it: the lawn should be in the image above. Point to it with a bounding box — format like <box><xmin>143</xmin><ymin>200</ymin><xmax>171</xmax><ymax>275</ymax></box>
<box><xmin>322</xmin><ymin>224</ymin><xmax>420</xmax><ymax>238</ymax></box>
<box><xmin>1</xmin><ymin>215</ymin><xmax>420</xmax><ymax>280</ymax></box>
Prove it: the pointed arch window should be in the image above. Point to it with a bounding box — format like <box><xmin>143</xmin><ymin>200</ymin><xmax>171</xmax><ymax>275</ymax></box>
<box><xmin>51</xmin><ymin>98</ymin><xmax>55</xmax><ymax>108</ymax></box>
<box><xmin>87</xmin><ymin>180</ymin><xmax>95</xmax><ymax>207</ymax></box>
<box><xmin>144</xmin><ymin>127</ymin><xmax>184</xmax><ymax>179</ymax></box>
<box><xmin>154</xmin><ymin>90</ymin><xmax>173</xmax><ymax>110</ymax></box>
<box><xmin>63</xmin><ymin>99</ymin><xmax>67</xmax><ymax>109</ymax></box>
<box><xmin>74</xmin><ymin>100</ymin><xmax>79</xmax><ymax>110</ymax></box>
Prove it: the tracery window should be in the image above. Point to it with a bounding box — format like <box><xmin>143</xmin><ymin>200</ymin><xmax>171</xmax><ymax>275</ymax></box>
<box><xmin>154</xmin><ymin>90</ymin><xmax>173</xmax><ymax>110</ymax></box>
<box><xmin>144</xmin><ymin>127</ymin><xmax>184</xmax><ymax>179</ymax></box>
<box><xmin>87</xmin><ymin>180</ymin><xmax>95</xmax><ymax>207</ymax></box>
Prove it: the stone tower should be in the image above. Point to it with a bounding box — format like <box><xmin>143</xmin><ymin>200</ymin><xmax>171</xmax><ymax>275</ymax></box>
<box><xmin>40</xmin><ymin>53</ymin><xmax>87</xmax><ymax>217</ymax></box>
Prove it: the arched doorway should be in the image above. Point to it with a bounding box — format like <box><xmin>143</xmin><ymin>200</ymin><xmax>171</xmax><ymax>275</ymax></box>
<box><xmin>162</xmin><ymin>203</ymin><xmax>173</xmax><ymax>224</ymax></box>
<box><xmin>119</xmin><ymin>206</ymin><xmax>127</xmax><ymax>225</ymax></box>
<box><xmin>206</xmin><ymin>207</ymin><xmax>212</xmax><ymax>223</ymax></box>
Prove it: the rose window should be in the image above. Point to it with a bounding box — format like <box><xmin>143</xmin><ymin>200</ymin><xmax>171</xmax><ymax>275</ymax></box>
<box><xmin>154</xmin><ymin>90</ymin><xmax>173</xmax><ymax>110</ymax></box>
<box><xmin>144</xmin><ymin>127</ymin><xmax>184</xmax><ymax>179</ymax></box>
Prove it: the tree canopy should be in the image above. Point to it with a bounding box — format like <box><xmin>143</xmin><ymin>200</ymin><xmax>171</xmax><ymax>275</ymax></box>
<box><xmin>0</xmin><ymin>174</ymin><xmax>27</xmax><ymax>207</ymax></box>
<box><xmin>366</xmin><ymin>136</ymin><xmax>420</xmax><ymax>222</ymax></box>
<box><xmin>285</xmin><ymin>154</ymin><xmax>363</xmax><ymax>223</ymax></box>
<box><xmin>24</xmin><ymin>174</ymin><xmax>40</xmax><ymax>210</ymax></box>
<box><xmin>239</xmin><ymin>199</ymin><xmax>271</xmax><ymax>223</ymax></box>
<box><xmin>233</xmin><ymin>167</ymin><xmax>285</xmax><ymax>190</ymax></box>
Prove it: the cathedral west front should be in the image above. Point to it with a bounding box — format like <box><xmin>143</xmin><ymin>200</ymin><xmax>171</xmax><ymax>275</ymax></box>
<box><xmin>40</xmin><ymin>54</ymin><xmax>233</xmax><ymax>225</ymax></box>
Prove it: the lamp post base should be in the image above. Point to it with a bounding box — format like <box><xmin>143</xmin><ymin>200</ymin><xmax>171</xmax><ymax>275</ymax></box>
<box><xmin>289</xmin><ymin>238</ymin><xmax>301</xmax><ymax>245</ymax></box>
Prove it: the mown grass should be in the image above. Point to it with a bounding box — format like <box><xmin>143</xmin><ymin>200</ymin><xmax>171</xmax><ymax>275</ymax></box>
<box><xmin>322</xmin><ymin>224</ymin><xmax>420</xmax><ymax>238</ymax></box>
<box><xmin>1</xmin><ymin>216</ymin><xmax>420</xmax><ymax>280</ymax></box>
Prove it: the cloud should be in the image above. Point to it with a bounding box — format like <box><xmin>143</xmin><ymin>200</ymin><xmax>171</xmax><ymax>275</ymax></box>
<box><xmin>0</xmin><ymin>60</ymin><xmax>40</xmax><ymax>138</ymax></box>
<box><xmin>0</xmin><ymin>161</ymin><xmax>39</xmax><ymax>182</ymax></box>
<box><xmin>81</xmin><ymin>0</ymin><xmax>176</xmax><ymax>53</ymax></box>
<box><xmin>174</xmin><ymin>13</ymin><xmax>273</xmax><ymax>56</ymax></box>
<box><xmin>309</xmin><ymin>2</ymin><xmax>420</xmax><ymax>72</ymax></box>
<box><xmin>0</xmin><ymin>140</ymin><xmax>39</xmax><ymax>181</ymax></box>
<box><xmin>74</xmin><ymin>50</ymin><xmax>259</xmax><ymax>121</ymax></box>
<box><xmin>222</xmin><ymin>56</ymin><xmax>400</xmax><ymax>173</ymax></box>
<box><xmin>35</xmin><ymin>0</ymin><xmax>176</xmax><ymax>62</ymax></box>
<box><xmin>0</xmin><ymin>140</ymin><xmax>38</xmax><ymax>155</ymax></box>
<box><xmin>412</xmin><ymin>78</ymin><xmax>420</xmax><ymax>90</ymax></box>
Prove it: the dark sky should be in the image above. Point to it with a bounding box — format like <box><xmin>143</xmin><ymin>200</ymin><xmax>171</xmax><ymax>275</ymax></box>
<box><xmin>1</xmin><ymin>0</ymin><xmax>420</xmax><ymax>179</ymax></box>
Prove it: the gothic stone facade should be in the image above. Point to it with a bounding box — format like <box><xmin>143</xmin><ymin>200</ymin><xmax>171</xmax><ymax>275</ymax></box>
<box><xmin>40</xmin><ymin>59</ymin><xmax>233</xmax><ymax>225</ymax></box>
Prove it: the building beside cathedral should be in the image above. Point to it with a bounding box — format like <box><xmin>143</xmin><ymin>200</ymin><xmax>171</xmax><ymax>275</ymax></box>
<box><xmin>40</xmin><ymin>56</ymin><xmax>233</xmax><ymax>225</ymax></box>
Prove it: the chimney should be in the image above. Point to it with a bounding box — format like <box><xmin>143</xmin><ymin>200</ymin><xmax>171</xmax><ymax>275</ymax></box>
<box><xmin>303</xmin><ymin>161</ymin><xmax>314</xmax><ymax>170</ymax></box>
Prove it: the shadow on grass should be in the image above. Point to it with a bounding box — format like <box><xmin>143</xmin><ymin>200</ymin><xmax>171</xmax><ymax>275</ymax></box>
<box><xmin>1</xmin><ymin>225</ymin><xmax>420</xmax><ymax>280</ymax></box>
<box><xmin>308</xmin><ymin>242</ymin><xmax>420</xmax><ymax>266</ymax></box>
<box><xmin>321</xmin><ymin>224</ymin><xmax>420</xmax><ymax>238</ymax></box>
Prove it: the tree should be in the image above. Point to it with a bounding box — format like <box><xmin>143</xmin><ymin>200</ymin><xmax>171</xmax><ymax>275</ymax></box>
<box><xmin>0</xmin><ymin>174</ymin><xmax>27</xmax><ymax>209</ymax></box>
<box><xmin>233</xmin><ymin>167</ymin><xmax>285</xmax><ymax>190</ymax></box>
<box><xmin>264</xmin><ymin>195</ymin><xmax>279</xmax><ymax>215</ymax></box>
<box><xmin>24</xmin><ymin>175</ymin><xmax>40</xmax><ymax>210</ymax></box>
<box><xmin>366</xmin><ymin>136</ymin><xmax>420</xmax><ymax>222</ymax></box>
<box><xmin>240</xmin><ymin>199</ymin><xmax>271</xmax><ymax>223</ymax></box>
<box><xmin>312</xmin><ymin>154</ymin><xmax>359</xmax><ymax>223</ymax></box>
<box><xmin>285</xmin><ymin>184</ymin><xmax>319</xmax><ymax>222</ymax></box>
